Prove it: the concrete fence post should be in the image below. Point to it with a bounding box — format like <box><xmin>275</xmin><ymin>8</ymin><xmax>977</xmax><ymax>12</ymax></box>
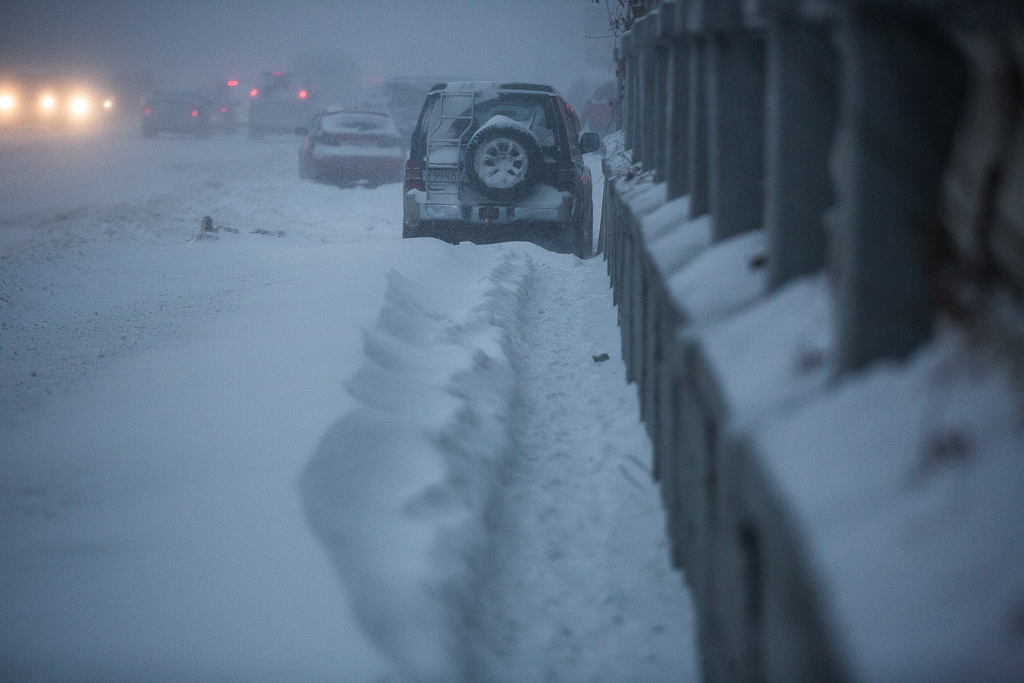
<box><xmin>707</xmin><ymin>28</ymin><xmax>767</xmax><ymax>241</ymax></box>
<box><xmin>687</xmin><ymin>35</ymin><xmax>711</xmax><ymax>217</ymax></box>
<box><xmin>639</xmin><ymin>15</ymin><xmax>660</xmax><ymax>173</ymax></box>
<box><xmin>667</xmin><ymin>47</ymin><xmax>692</xmax><ymax>200</ymax></box>
<box><xmin>623</xmin><ymin>30</ymin><xmax>636</xmax><ymax>156</ymax></box>
<box><xmin>764</xmin><ymin>14</ymin><xmax>839</xmax><ymax>289</ymax></box>
<box><xmin>654</xmin><ymin>5</ymin><xmax>675</xmax><ymax>183</ymax></box>
<box><xmin>614</xmin><ymin>43</ymin><xmax>622</xmax><ymax>133</ymax></box>
<box><xmin>831</xmin><ymin>7</ymin><xmax>969</xmax><ymax>372</ymax></box>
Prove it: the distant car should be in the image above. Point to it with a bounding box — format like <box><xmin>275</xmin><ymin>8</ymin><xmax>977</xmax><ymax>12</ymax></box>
<box><xmin>0</xmin><ymin>74</ymin><xmax>115</xmax><ymax>129</ymax></box>
<box><xmin>248</xmin><ymin>72</ymin><xmax>315</xmax><ymax>139</ymax></box>
<box><xmin>402</xmin><ymin>81</ymin><xmax>600</xmax><ymax>257</ymax></box>
<box><xmin>142</xmin><ymin>90</ymin><xmax>211</xmax><ymax>138</ymax></box>
<box><xmin>298</xmin><ymin>110</ymin><xmax>406</xmax><ymax>187</ymax></box>
<box><xmin>209</xmin><ymin>80</ymin><xmax>240</xmax><ymax>134</ymax></box>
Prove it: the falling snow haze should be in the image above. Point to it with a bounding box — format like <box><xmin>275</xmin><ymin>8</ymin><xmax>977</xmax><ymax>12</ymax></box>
<box><xmin>0</xmin><ymin>0</ymin><xmax>614</xmax><ymax>101</ymax></box>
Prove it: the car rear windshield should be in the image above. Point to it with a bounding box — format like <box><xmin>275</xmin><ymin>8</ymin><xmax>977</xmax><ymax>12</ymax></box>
<box><xmin>425</xmin><ymin>93</ymin><xmax>558</xmax><ymax>150</ymax></box>
<box><xmin>322</xmin><ymin>112</ymin><xmax>391</xmax><ymax>134</ymax></box>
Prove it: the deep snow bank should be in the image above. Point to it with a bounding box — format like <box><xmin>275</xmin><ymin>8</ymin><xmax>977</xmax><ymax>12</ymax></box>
<box><xmin>300</xmin><ymin>247</ymin><xmax>533</xmax><ymax>682</ymax></box>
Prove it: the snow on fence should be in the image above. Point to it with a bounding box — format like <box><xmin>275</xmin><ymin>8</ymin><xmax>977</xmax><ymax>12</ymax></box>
<box><xmin>603</xmin><ymin>1</ymin><xmax>1024</xmax><ymax>681</ymax></box>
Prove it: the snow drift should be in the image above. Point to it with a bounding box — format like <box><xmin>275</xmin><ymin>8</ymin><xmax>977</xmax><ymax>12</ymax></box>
<box><xmin>300</xmin><ymin>248</ymin><xmax>533</xmax><ymax>682</ymax></box>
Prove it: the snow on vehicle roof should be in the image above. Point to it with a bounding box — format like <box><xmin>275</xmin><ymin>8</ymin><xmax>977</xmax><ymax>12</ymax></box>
<box><xmin>321</xmin><ymin>110</ymin><xmax>394</xmax><ymax>134</ymax></box>
<box><xmin>428</xmin><ymin>81</ymin><xmax>562</xmax><ymax>98</ymax></box>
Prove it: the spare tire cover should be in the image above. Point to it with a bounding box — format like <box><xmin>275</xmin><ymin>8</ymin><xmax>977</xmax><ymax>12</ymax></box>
<box><xmin>464</xmin><ymin>115</ymin><xmax>543</xmax><ymax>202</ymax></box>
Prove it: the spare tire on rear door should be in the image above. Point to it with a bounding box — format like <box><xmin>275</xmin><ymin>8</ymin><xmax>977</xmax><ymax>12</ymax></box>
<box><xmin>464</xmin><ymin>115</ymin><xmax>543</xmax><ymax>202</ymax></box>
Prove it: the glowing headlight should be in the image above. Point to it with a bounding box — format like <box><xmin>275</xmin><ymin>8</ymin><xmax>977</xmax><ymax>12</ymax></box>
<box><xmin>40</xmin><ymin>95</ymin><xmax>56</xmax><ymax>110</ymax></box>
<box><xmin>70</xmin><ymin>97</ymin><xmax>89</xmax><ymax>116</ymax></box>
<box><xmin>103</xmin><ymin>99</ymin><xmax>112</xmax><ymax>109</ymax></box>
<box><xmin>0</xmin><ymin>95</ymin><xmax>13</xmax><ymax>110</ymax></box>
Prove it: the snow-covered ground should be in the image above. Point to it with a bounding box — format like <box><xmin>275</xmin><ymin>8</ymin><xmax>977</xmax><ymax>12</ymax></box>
<box><xmin>0</xmin><ymin>123</ymin><xmax>700</xmax><ymax>681</ymax></box>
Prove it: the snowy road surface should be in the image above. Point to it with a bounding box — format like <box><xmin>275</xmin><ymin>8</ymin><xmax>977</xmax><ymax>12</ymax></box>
<box><xmin>0</xmin><ymin>123</ymin><xmax>699</xmax><ymax>681</ymax></box>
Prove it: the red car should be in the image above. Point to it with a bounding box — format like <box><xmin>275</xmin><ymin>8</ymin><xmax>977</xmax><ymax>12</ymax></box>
<box><xmin>298</xmin><ymin>110</ymin><xmax>406</xmax><ymax>187</ymax></box>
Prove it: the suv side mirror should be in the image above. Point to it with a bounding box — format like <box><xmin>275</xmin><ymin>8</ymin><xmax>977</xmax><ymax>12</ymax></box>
<box><xmin>579</xmin><ymin>131</ymin><xmax>601</xmax><ymax>154</ymax></box>
<box><xmin>295</xmin><ymin>126</ymin><xmax>309</xmax><ymax>136</ymax></box>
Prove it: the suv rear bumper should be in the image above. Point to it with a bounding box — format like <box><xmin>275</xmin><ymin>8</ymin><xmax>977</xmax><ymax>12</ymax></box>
<box><xmin>404</xmin><ymin>185</ymin><xmax>573</xmax><ymax>225</ymax></box>
<box><xmin>407</xmin><ymin>218</ymin><xmax>575</xmax><ymax>252</ymax></box>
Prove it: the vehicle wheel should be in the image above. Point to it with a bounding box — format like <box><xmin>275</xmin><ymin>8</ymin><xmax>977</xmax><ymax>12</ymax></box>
<box><xmin>464</xmin><ymin>119</ymin><xmax>542</xmax><ymax>202</ymax></box>
<box><xmin>402</xmin><ymin>223</ymin><xmax>419</xmax><ymax>239</ymax></box>
<box><xmin>299</xmin><ymin>153</ymin><xmax>310</xmax><ymax>179</ymax></box>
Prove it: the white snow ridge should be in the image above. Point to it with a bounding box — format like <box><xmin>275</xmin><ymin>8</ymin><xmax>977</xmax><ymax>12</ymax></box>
<box><xmin>300</xmin><ymin>250</ymin><xmax>533</xmax><ymax>683</ymax></box>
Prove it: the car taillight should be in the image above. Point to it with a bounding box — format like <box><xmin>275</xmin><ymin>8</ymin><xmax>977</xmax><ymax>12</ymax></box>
<box><xmin>250</xmin><ymin>89</ymin><xmax>258</xmax><ymax>97</ymax></box>
<box><xmin>404</xmin><ymin>159</ymin><xmax>424</xmax><ymax>192</ymax></box>
<box><xmin>144</xmin><ymin>107</ymin><xmax>151</xmax><ymax>115</ymax></box>
<box><xmin>191</xmin><ymin>110</ymin><xmax>198</xmax><ymax>117</ymax></box>
<box><xmin>298</xmin><ymin>90</ymin><xmax>307</xmax><ymax>99</ymax></box>
<box><xmin>220</xmin><ymin>106</ymin><xmax>227</xmax><ymax>112</ymax></box>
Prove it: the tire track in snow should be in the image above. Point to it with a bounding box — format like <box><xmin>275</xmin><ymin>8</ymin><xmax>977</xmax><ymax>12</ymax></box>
<box><xmin>476</xmin><ymin>255</ymin><xmax>702</xmax><ymax>682</ymax></box>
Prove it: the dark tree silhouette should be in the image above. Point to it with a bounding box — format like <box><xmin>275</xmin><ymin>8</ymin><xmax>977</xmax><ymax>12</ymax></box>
<box><xmin>592</xmin><ymin>0</ymin><xmax>656</xmax><ymax>34</ymax></box>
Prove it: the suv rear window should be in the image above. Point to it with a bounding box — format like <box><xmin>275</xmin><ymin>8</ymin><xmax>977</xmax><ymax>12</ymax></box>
<box><xmin>425</xmin><ymin>93</ymin><xmax>561</xmax><ymax>155</ymax></box>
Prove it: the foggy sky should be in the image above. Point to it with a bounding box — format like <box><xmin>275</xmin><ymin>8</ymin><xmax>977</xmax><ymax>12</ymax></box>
<box><xmin>0</xmin><ymin>0</ymin><xmax>615</xmax><ymax>95</ymax></box>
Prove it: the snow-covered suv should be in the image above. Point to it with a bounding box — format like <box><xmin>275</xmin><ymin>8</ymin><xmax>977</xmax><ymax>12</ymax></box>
<box><xmin>402</xmin><ymin>82</ymin><xmax>600</xmax><ymax>257</ymax></box>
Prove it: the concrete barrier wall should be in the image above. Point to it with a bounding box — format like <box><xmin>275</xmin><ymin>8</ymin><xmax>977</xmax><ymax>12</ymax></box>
<box><xmin>600</xmin><ymin>1</ymin><xmax>1024</xmax><ymax>681</ymax></box>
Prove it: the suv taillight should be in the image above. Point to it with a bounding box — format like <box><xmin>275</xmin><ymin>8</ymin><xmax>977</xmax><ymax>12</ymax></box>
<box><xmin>405</xmin><ymin>159</ymin><xmax>424</xmax><ymax>192</ymax></box>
